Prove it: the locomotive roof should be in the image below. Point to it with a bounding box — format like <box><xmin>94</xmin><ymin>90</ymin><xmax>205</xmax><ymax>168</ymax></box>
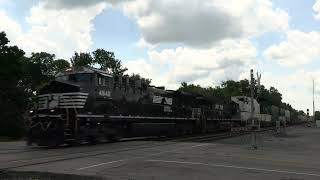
<box><xmin>56</xmin><ymin>66</ymin><xmax>112</xmax><ymax>77</ymax></box>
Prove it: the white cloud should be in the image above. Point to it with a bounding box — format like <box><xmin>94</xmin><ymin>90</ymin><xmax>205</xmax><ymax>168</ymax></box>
<box><xmin>123</xmin><ymin>0</ymin><xmax>289</xmax><ymax>47</ymax></box>
<box><xmin>264</xmin><ymin>30</ymin><xmax>320</xmax><ymax>67</ymax></box>
<box><xmin>262</xmin><ymin>70</ymin><xmax>320</xmax><ymax>113</ymax></box>
<box><xmin>0</xmin><ymin>2</ymin><xmax>107</xmax><ymax>58</ymax></box>
<box><xmin>135</xmin><ymin>38</ymin><xmax>156</xmax><ymax>49</ymax></box>
<box><xmin>126</xmin><ymin>39</ymin><xmax>257</xmax><ymax>89</ymax></box>
<box><xmin>124</xmin><ymin>58</ymin><xmax>158</xmax><ymax>81</ymax></box>
<box><xmin>313</xmin><ymin>0</ymin><xmax>320</xmax><ymax>20</ymax></box>
<box><xmin>0</xmin><ymin>11</ymin><xmax>22</xmax><ymax>43</ymax></box>
<box><xmin>0</xmin><ymin>0</ymin><xmax>9</xmax><ymax>5</ymax></box>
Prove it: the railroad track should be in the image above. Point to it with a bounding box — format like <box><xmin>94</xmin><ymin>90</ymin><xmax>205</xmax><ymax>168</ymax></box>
<box><xmin>0</xmin><ymin>126</ymin><xmax>276</xmax><ymax>155</ymax></box>
<box><xmin>0</xmin><ymin>136</ymin><xmax>157</xmax><ymax>155</ymax></box>
<box><xmin>161</xmin><ymin>126</ymin><xmax>274</xmax><ymax>142</ymax></box>
<box><xmin>0</xmin><ymin>127</ymin><xmax>274</xmax><ymax>172</ymax></box>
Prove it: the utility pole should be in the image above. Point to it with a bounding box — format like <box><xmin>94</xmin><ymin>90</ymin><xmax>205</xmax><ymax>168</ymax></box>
<box><xmin>250</xmin><ymin>69</ymin><xmax>257</xmax><ymax>149</ymax></box>
<box><xmin>257</xmin><ymin>72</ymin><xmax>262</xmax><ymax>129</ymax></box>
<box><xmin>313</xmin><ymin>79</ymin><xmax>315</xmax><ymax>122</ymax></box>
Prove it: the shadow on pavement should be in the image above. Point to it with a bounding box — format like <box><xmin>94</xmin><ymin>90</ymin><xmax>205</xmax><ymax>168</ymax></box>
<box><xmin>0</xmin><ymin>171</ymin><xmax>105</xmax><ymax>180</ymax></box>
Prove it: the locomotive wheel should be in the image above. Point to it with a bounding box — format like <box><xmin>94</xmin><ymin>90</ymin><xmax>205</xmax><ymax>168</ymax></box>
<box><xmin>26</xmin><ymin>137</ymin><xmax>32</xmax><ymax>146</ymax></box>
<box><xmin>107</xmin><ymin>133</ymin><xmax>122</xmax><ymax>143</ymax></box>
<box><xmin>87</xmin><ymin>136</ymin><xmax>98</xmax><ymax>145</ymax></box>
<box><xmin>66</xmin><ymin>140</ymin><xmax>79</xmax><ymax>146</ymax></box>
<box><xmin>66</xmin><ymin>138</ymin><xmax>85</xmax><ymax>146</ymax></box>
<box><xmin>47</xmin><ymin>138</ymin><xmax>59</xmax><ymax>148</ymax></box>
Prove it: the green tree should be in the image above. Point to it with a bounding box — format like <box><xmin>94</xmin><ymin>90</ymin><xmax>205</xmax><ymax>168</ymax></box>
<box><xmin>239</xmin><ymin>79</ymin><xmax>250</xmax><ymax>96</ymax></box>
<box><xmin>298</xmin><ymin>110</ymin><xmax>305</xmax><ymax>115</ymax></box>
<box><xmin>269</xmin><ymin>86</ymin><xmax>282</xmax><ymax>106</ymax></box>
<box><xmin>71</xmin><ymin>52</ymin><xmax>93</xmax><ymax>67</ymax></box>
<box><xmin>129</xmin><ymin>73</ymin><xmax>152</xmax><ymax>84</ymax></box>
<box><xmin>92</xmin><ymin>49</ymin><xmax>114</xmax><ymax>70</ymax></box>
<box><xmin>0</xmin><ymin>31</ymin><xmax>27</xmax><ymax>138</ymax></box>
<box><xmin>92</xmin><ymin>49</ymin><xmax>127</xmax><ymax>75</ymax></box>
<box><xmin>314</xmin><ymin>111</ymin><xmax>320</xmax><ymax>120</ymax></box>
<box><xmin>53</xmin><ymin>59</ymin><xmax>70</xmax><ymax>74</ymax></box>
<box><xmin>221</xmin><ymin>80</ymin><xmax>240</xmax><ymax>97</ymax></box>
<box><xmin>29</xmin><ymin>52</ymin><xmax>55</xmax><ymax>77</ymax></box>
<box><xmin>27</xmin><ymin>52</ymin><xmax>58</xmax><ymax>91</ymax></box>
<box><xmin>108</xmin><ymin>58</ymin><xmax>127</xmax><ymax>75</ymax></box>
<box><xmin>178</xmin><ymin>82</ymin><xmax>208</xmax><ymax>96</ymax></box>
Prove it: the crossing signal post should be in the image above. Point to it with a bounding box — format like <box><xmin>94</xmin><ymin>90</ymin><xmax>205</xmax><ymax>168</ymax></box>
<box><xmin>307</xmin><ymin>109</ymin><xmax>310</xmax><ymax>126</ymax></box>
<box><xmin>250</xmin><ymin>69</ymin><xmax>261</xmax><ymax>150</ymax></box>
<box><xmin>250</xmin><ymin>70</ymin><xmax>256</xmax><ymax>149</ymax></box>
<box><xmin>313</xmin><ymin>80</ymin><xmax>315</xmax><ymax>122</ymax></box>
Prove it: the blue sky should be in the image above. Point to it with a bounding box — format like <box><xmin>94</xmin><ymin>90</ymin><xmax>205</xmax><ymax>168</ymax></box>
<box><xmin>1</xmin><ymin>0</ymin><xmax>320</xmax><ymax>112</ymax></box>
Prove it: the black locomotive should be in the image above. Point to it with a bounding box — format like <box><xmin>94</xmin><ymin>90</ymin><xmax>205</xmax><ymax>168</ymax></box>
<box><xmin>27</xmin><ymin>67</ymin><xmax>243</xmax><ymax>147</ymax></box>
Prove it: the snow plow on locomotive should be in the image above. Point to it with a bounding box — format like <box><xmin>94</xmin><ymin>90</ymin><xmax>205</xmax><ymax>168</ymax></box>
<box><xmin>27</xmin><ymin>67</ymin><xmax>244</xmax><ymax>147</ymax></box>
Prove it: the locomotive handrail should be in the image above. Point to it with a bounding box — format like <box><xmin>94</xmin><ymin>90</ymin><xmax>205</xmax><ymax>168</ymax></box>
<box><xmin>32</xmin><ymin>114</ymin><xmax>62</xmax><ymax>118</ymax></box>
<box><xmin>206</xmin><ymin>118</ymin><xmax>242</xmax><ymax>121</ymax></box>
<box><xmin>38</xmin><ymin>92</ymin><xmax>88</xmax><ymax>97</ymax></box>
<box><xmin>76</xmin><ymin>114</ymin><xmax>104</xmax><ymax>118</ymax></box>
<box><xmin>108</xmin><ymin>115</ymin><xmax>197</xmax><ymax>120</ymax></box>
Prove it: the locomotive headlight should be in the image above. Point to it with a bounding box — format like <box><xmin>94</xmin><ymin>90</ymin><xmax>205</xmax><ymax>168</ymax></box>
<box><xmin>29</xmin><ymin>110</ymin><xmax>34</xmax><ymax>114</ymax></box>
<box><xmin>50</xmin><ymin>109</ymin><xmax>55</xmax><ymax>113</ymax></box>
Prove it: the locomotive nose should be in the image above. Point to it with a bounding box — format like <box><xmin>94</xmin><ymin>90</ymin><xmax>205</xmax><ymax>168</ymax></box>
<box><xmin>39</xmin><ymin>80</ymin><xmax>80</xmax><ymax>94</ymax></box>
<box><xmin>28</xmin><ymin>80</ymin><xmax>89</xmax><ymax>147</ymax></box>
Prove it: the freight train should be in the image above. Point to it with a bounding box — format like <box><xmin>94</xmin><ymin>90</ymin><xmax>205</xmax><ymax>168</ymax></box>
<box><xmin>26</xmin><ymin>67</ymin><xmax>296</xmax><ymax>147</ymax></box>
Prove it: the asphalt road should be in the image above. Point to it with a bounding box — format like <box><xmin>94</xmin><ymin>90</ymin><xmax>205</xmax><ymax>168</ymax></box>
<box><xmin>1</xmin><ymin>125</ymin><xmax>320</xmax><ymax>180</ymax></box>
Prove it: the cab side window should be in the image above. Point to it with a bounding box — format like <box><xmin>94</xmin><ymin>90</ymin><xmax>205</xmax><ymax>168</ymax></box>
<box><xmin>97</xmin><ymin>74</ymin><xmax>113</xmax><ymax>88</ymax></box>
<box><xmin>105</xmin><ymin>77</ymin><xmax>113</xmax><ymax>88</ymax></box>
<box><xmin>97</xmin><ymin>74</ymin><xmax>105</xmax><ymax>86</ymax></box>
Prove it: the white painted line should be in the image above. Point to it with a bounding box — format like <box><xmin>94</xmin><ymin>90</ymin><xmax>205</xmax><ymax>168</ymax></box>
<box><xmin>77</xmin><ymin>143</ymin><xmax>210</xmax><ymax>171</ymax></box>
<box><xmin>148</xmin><ymin>144</ymin><xmax>209</xmax><ymax>156</ymax></box>
<box><xmin>146</xmin><ymin>159</ymin><xmax>320</xmax><ymax>177</ymax></box>
<box><xmin>77</xmin><ymin>159</ymin><xmax>129</xmax><ymax>170</ymax></box>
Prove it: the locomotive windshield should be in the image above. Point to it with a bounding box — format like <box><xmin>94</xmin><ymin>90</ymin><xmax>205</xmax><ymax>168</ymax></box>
<box><xmin>56</xmin><ymin>75</ymin><xmax>68</xmax><ymax>81</ymax></box>
<box><xmin>56</xmin><ymin>73</ymin><xmax>93</xmax><ymax>83</ymax></box>
<box><xmin>69</xmin><ymin>73</ymin><xmax>93</xmax><ymax>82</ymax></box>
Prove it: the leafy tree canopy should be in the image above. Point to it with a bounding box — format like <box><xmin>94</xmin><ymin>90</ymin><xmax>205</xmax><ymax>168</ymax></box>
<box><xmin>53</xmin><ymin>59</ymin><xmax>70</xmax><ymax>73</ymax></box>
<box><xmin>314</xmin><ymin>111</ymin><xmax>320</xmax><ymax>120</ymax></box>
<box><xmin>71</xmin><ymin>49</ymin><xmax>128</xmax><ymax>75</ymax></box>
<box><xmin>71</xmin><ymin>52</ymin><xmax>93</xmax><ymax>67</ymax></box>
<box><xmin>0</xmin><ymin>31</ymin><xmax>26</xmax><ymax>138</ymax></box>
<box><xmin>92</xmin><ymin>49</ymin><xmax>127</xmax><ymax>75</ymax></box>
<box><xmin>129</xmin><ymin>73</ymin><xmax>152</xmax><ymax>84</ymax></box>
